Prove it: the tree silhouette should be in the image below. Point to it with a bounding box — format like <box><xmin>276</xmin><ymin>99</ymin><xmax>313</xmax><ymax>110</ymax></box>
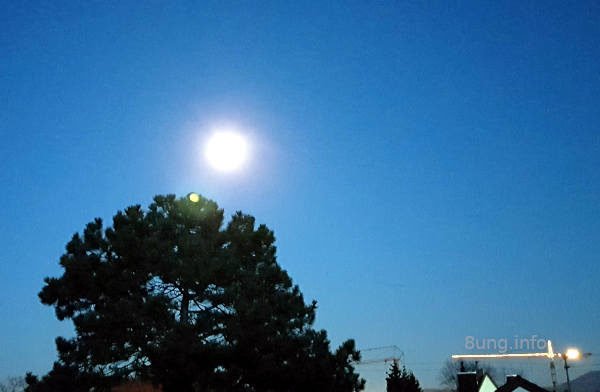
<box><xmin>27</xmin><ymin>194</ymin><xmax>365</xmax><ymax>392</ymax></box>
<box><xmin>439</xmin><ymin>360</ymin><xmax>485</xmax><ymax>390</ymax></box>
<box><xmin>438</xmin><ymin>359</ymin><xmax>520</xmax><ymax>391</ymax></box>
<box><xmin>387</xmin><ymin>361</ymin><xmax>422</xmax><ymax>392</ymax></box>
<box><xmin>0</xmin><ymin>376</ymin><xmax>25</xmax><ymax>392</ymax></box>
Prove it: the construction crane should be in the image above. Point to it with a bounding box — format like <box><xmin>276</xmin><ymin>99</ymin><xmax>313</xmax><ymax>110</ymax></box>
<box><xmin>354</xmin><ymin>345</ymin><xmax>404</xmax><ymax>366</ymax></box>
<box><xmin>451</xmin><ymin>340</ymin><xmax>591</xmax><ymax>392</ymax></box>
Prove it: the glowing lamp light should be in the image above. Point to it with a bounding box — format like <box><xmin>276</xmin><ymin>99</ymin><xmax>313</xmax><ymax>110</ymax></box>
<box><xmin>187</xmin><ymin>192</ymin><xmax>200</xmax><ymax>203</ymax></box>
<box><xmin>565</xmin><ymin>348</ymin><xmax>581</xmax><ymax>360</ymax></box>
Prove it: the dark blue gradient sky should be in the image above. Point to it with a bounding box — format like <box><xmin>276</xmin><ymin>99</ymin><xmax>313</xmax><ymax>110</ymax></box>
<box><xmin>1</xmin><ymin>2</ymin><xmax>599</xmax><ymax>389</ymax></box>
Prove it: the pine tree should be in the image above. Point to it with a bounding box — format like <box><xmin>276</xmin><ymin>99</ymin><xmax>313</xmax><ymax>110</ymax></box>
<box><xmin>28</xmin><ymin>194</ymin><xmax>365</xmax><ymax>392</ymax></box>
<box><xmin>387</xmin><ymin>361</ymin><xmax>423</xmax><ymax>392</ymax></box>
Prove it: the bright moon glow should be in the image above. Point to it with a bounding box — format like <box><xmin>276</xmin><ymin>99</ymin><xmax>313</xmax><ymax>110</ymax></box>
<box><xmin>204</xmin><ymin>130</ymin><xmax>249</xmax><ymax>173</ymax></box>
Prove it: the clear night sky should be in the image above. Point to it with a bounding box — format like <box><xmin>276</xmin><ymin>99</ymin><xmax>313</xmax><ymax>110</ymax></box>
<box><xmin>1</xmin><ymin>2</ymin><xmax>599</xmax><ymax>390</ymax></box>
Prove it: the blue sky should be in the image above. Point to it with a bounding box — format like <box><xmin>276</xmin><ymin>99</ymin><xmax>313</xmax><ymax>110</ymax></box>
<box><xmin>1</xmin><ymin>1</ymin><xmax>599</xmax><ymax>389</ymax></box>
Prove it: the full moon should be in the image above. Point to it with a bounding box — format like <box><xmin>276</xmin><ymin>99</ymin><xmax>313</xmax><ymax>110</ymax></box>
<box><xmin>204</xmin><ymin>130</ymin><xmax>249</xmax><ymax>173</ymax></box>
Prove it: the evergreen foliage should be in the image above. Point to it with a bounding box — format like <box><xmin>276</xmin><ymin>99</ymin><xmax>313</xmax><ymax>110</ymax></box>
<box><xmin>386</xmin><ymin>361</ymin><xmax>422</xmax><ymax>392</ymax></box>
<box><xmin>27</xmin><ymin>194</ymin><xmax>365</xmax><ymax>392</ymax></box>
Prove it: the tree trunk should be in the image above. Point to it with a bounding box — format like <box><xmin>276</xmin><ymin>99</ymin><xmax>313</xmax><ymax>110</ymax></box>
<box><xmin>180</xmin><ymin>291</ymin><xmax>190</xmax><ymax>324</ymax></box>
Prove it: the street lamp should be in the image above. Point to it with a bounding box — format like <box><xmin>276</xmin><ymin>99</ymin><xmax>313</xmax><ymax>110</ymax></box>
<box><xmin>559</xmin><ymin>348</ymin><xmax>591</xmax><ymax>392</ymax></box>
<box><xmin>565</xmin><ymin>349</ymin><xmax>580</xmax><ymax>361</ymax></box>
